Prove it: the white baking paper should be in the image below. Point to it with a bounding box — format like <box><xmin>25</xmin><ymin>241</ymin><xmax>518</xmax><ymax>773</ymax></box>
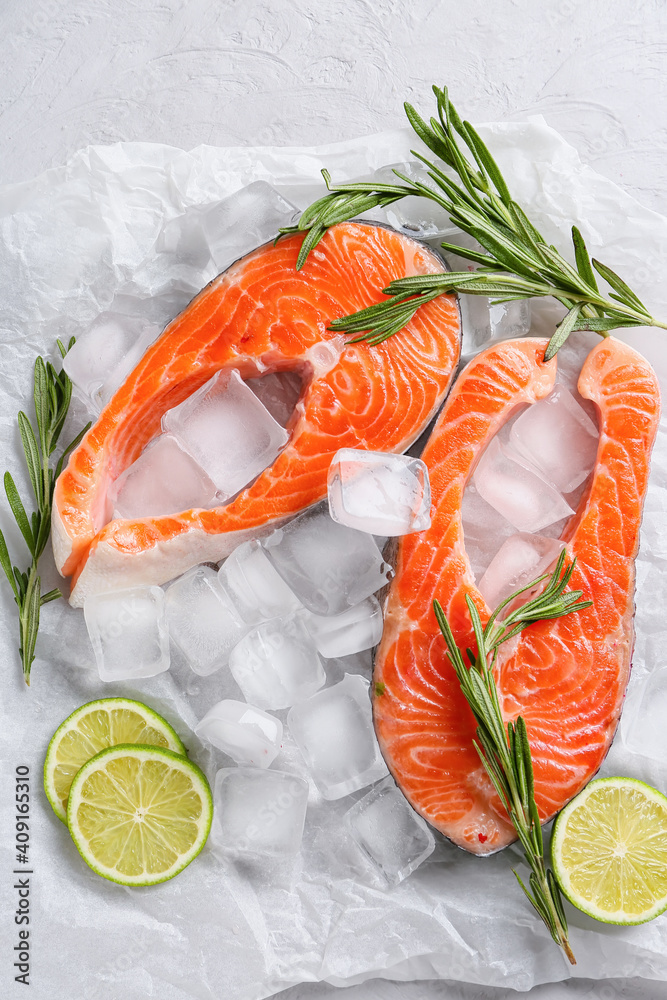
<box><xmin>1</xmin><ymin>120</ymin><xmax>667</xmax><ymax>1000</ymax></box>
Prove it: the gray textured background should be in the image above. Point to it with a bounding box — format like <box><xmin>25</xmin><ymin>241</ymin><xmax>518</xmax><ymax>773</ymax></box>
<box><xmin>1</xmin><ymin>1</ymin><xmax>666</xmax><ymax>998</ymax></box>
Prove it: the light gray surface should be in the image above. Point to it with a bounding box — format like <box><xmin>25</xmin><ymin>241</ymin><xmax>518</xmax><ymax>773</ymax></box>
<box><xmin>1</xmin><ymin>2</ymin><xmax>666</xmax><ymax>998</ymax></box>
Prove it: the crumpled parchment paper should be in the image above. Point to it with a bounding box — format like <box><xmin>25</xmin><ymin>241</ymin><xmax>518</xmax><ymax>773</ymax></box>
<box><xmin>1</xmin><ymin>120</ymin><xmax>667</xmax><ymax>1000</ymax></box>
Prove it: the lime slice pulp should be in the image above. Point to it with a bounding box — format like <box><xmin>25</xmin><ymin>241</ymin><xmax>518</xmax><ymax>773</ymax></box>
<box><xmin>67</xmin><ymin>744</ymin><xmax>212</xmax><ymax>886</ymax></box>
<box><xmin>44</xmin><ymin>697</ymin><xmax>187</xmax><ymax>823</ymax></box>
<box><xmin>552</xmin><ymin>775</ymin><xmax>667</xmax><ymax>925</ymax></box>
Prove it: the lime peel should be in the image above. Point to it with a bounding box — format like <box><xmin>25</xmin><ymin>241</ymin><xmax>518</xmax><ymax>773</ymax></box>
<box><xmin>552</xmin><ymin>775</ymin><xmax>667</xmax><ymax>926</ymax></box>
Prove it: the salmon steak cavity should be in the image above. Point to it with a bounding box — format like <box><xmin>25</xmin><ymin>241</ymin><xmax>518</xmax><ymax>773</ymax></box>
<box><xmin>372</xmin><ymin>337</ymin><xmax>660</xmax><ymax>855</ymax></box>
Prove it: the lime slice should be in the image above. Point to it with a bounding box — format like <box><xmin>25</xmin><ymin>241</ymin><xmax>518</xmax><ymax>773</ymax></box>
<box><xmin>552</xmin><ymin>776</ymin><xmax>667</xmax><ymax>925</ymax></box>
<box><xmin>44</xmin><ymin>698</ymin><xmax>187</xmax><ymax>823</ymax></box>
<box><xmin>67</xmin><ymin>744</ymin><xmax>213</xmax><ymax>886</ymax></box>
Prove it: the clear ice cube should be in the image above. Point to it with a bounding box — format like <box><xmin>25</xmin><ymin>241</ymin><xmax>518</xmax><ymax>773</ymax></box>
<box><xmin>624</xmin><ymin>668</ymin><xmax>667</xmax><ymax>760</ymax></box>
<box><xmin>245</xmin><ymin>370</ymin><xmax>303</xmax><ymax>427</ymax></box>
<box><xmin>440</xmin><ymin>233</ymin><xmax>532</xmax><ymax>357</ymax></box>
<box><xmin>287</xmin><ymin>674</ymin><xmax>388</xmax><ymax>800</ymax></box>
<box><xmin>84</xmin><ymin>585</ymin><xmax>170</xmax><ymax>682</ymax></box>
<box><xmin>344</xmin><ymin>776</ymin><xmax>436</xmax><ymax>886</ymax></box>
<box><xmin>202</xmin><ymin>181</ymin><xmax>300</xmax><ymax>272</ymax></box>
<box><xmin>473</xmin><ymin>437</ymin><xmax>573</xmax><ymax>533</ymax></box>
<box><xmin>461</xmin><ymin>483</ymin><xmax>517</xmax><ymax>582</ymax></box>
<box><xmin>195</xmin><ymin>700</ymin><xmax>283</xmax><ymax>768</ymax></box>
<box><xmin>303</xmin><ymin>597</ymin><xmax>383</xmax><ymax>659</ymax></box>
<box><xmin>165</xmin><ymin>565</ymin><xmax>248</xmax><ymax>676</ymax></box>
<box><xmin>217</xmin><ymin>539</ymin><xmax>303</xmax><ymax>625</ymax></box>
<box><xmin>109</xmin><ymin>434</ymin><xmax>219</xmax><ymax>519</ymax></box>
<box><xmin>509</xmin><ymin>386</ymin><xmax>599</xmax><ymax>493</ymax></box>
<box><xmin>477</xmin><ymin>533</ymin><xmax>566</xmax><ymax>610</ymax></box>
<box><xmin>162</xmin><ymin>368</ymin><xmax>289</xmax><ymax>499</ymax></box>
<box><xmin>261</xmin><ymin>505</ymin><xmax>393</xmax><ymax>616</ymax></box>
<box><xmin>327</xmin><ymin>449</ymin><xmax>431</xmax><ymax>536</ymax></box>
<box><xmin>229</xmin><ymin>615</ymin><xmax>325</xmax><ymax>710</ymax></box>
<box><xmin>211</xmin><ymin>767</ymin><xmax>308</xmax><ymax>858</ymax></box>
<box><xmin>62</xmin><ymin>312</ymin><xmax>160</xmax><ymax>410</ymax></box>
<box><xmin>371</xmin><ymin>161</ymin><xmax>458</xmax><ymax>239</ymax></box>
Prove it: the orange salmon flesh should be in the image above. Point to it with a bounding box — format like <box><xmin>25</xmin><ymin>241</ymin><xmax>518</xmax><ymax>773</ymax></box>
<box><xmin>372</xmin><ymin>337</ymin><xmax>660</xmax><ymax>855</ymax></box>
<box><xmin>52</xmin><ymin>222</ymin><xmax>462</xmax><ymax>606</ymax></box>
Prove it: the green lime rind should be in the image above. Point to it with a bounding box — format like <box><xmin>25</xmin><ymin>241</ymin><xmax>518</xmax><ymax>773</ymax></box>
<box><xmin>44</xmin><ymin>697</ymin><xmax>188</xmax><ymax>824</ymax></box>
<box><xmin>552</xmin><ymin>775</ymin><xmax>667</xmax><ymax>926</ymax></box>
<box><xmin>67</xmin><ymin>744</ymin><xmax>213</xmax><ymax>887</ymax></box>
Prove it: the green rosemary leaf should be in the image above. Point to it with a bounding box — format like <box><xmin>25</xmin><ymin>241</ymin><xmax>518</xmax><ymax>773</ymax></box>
<box><xmin>40</xmin><ymin>587</ymin><xmax>62</xmax><ymax>605</ymax></box>
<box><xmin>0</xmin><ymin>528</ymin><xmax>18</xmax><ymax>600</ymax></box>
<box><xmin>571</xmin><ymin>226</ymin><xmax>599</xmax><ymax>294</ymax></box>
<box><xmin>462</xmin><ymin>121</ymin><xmax>512</xmax><ymax>206</ymax></box>
<box><xmin>544</xmin><ymin>304</ymin><xmax>583</xmax><ymax>361</ymax></box>
<box><xmin>592</xmin><ymin>258</ymin><xmax>649</xmax><ymax>313</ymax></box>
<box><xmin>17</xmin><ymin>411</ymin><xmax>43</xmax><ymax>507</ymax></box>
<box><xmin>295</xmin><ymin>223</ymin><xmax>327</xmax><ymax>270</ymax></box>
<box><xmin>4</xmin><ymin>473</ymin><xmax>35</xmax><ymax>556</ymax></box>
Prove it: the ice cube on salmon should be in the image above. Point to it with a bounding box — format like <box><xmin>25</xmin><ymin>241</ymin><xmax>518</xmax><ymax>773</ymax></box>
<box><xmin>372</xmin><ymin>337</ymin><xmax>660</xmax><ymax>855</ymax></box>
<box><xmin>52</xmin><ymin>222</ymin><xmax>462</xmax><ymax>606</ymax></box>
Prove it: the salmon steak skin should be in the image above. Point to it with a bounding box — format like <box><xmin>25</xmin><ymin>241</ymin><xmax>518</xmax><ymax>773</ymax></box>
<box><xmin>52</xmin><ymin>221</ymin><xmax>462</xmax><ymax>607</ymax></box>
<box><xmin>372</xmin><ymin>336</ymin><xmax>660</xmax><ymax>856</ymax></box>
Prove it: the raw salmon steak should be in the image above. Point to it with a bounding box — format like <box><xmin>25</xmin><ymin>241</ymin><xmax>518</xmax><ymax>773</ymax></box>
<box><xmin>373</xmin><ymin>337</ymin><xmax>660</xmax><ymax>855</ymax></box>
<box><xmin>52</xmin><ymin>222</ymin><xmax>461</xmax><ymax>606</ymax></box>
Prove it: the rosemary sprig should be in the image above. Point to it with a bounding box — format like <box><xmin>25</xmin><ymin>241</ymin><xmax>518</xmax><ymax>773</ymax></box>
<box><xmin>281</xmin><ymin>86</ymin><xmax>667</xmax><ymax>359</ymax></box>
<box><xmin>0</xmin><ymin>339</ymin><xmax>89</xmax><ymax>685</ymax></box>
<box><xmin>433</xmin><ymin>551</ymin><xmax>592</xmax><ymax>965</ymax></box>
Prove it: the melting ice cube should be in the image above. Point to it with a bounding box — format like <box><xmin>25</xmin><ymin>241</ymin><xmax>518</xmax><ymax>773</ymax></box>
<box><xmin>217</xmin><ymin>539</ymin><xmax>303</xmax><ymax>625</ymax></box>
<box><xmin>261</xmin><ymin>504</ymin><xmax>393</xmax><ymax>616</ymax></box>
<box><xmin>195</xmin><ymin>700</ymin><xmax>282</xmax><ymax>768</ymax></box>
<box><xmin>473</xmin><ymin>437</ymin><xmax>573</xmax><ymax>533</ymax></box>
<box><xmin>83</xmin><ymin>586</ymin><xmax>170</xmax><ymax>682</ymax></box>
<box><xmin>229</xmin><ymin>615</ymin><xmax>325</xmax><ymax>710</ymax></box>
<box><xmin>371</xmin><ymin>161</ymin><xmax>458</xmax><ymax>239</ymax></box>
<box><xmin>287</xmin><ymin>674</ymin><xmax>388</xmax><ymax>800</ymax></box>
<box><xmin>478</xmin><ymin>533</ymin><xmax>566</xmax><ymax>610</ymax></box>
<box><xmin>245</xmin><ymin>371</ymin><xmax>303</xmax><ymax>427</ymax></box>
<box><xmin>327</xmin><ymin>449</ymin><xmax>431</xmax><ymax>536</ymax></box>
<box><xmin>344</xmin><ymin>776</ymin><xmax>436</xmax><ymax>886</ymax></box>
<box><xmin>461</xmin><ymin>483</ymin><xmax>517</xmax><ymax>582</ymax></box>
<box><xmin>211</xmin><ymin>767</ymin><xmax>309</xmax><ymax>858</ymax></box>
<box><xmin>303</xmin><ymin>597</ymin><xmax>383</xmax><ymax>659</ymax></box>
<box><xmin>509</xmin><ymin>386</ymin><xmax>599</xmax><ymax>493</ymax></box>
<box><xmin>109</xmin><ymin>434</ymin><xmax>219</xmax><ymax>519</ymax></box>
<box><xmin>62</xmin><ymin>312</ymin><xmax>160</xmax><ymax>411</ymax></box>
<box><xmin>202</xmin><ymin>181</ymin><xmax>299</xmax><ymax>272</ymax></box>
<box><xmin>165</xmin><ymin>565</ymin><xmax>248</xmax><ymax>676</ymax></box>
<box><xmin>162</xmin><ymin>369</ymin><xmax>289</xmax><ymax>499</ymax></box>
<box><xmin>624</xmin><ymin>668</ymin><xmax>667</xmax><ymax>760</ymax></box>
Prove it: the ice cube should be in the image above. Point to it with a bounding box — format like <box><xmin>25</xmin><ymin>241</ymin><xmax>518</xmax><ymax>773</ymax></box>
<box><xmin>461</xmin><ymin>483</ymin><xmax>517</xmax><ymax>581</ymax></box>
<box><xmin>201</xmin><ymin>181</ymin><xmax>300</xmax><ymax>272</ymax></box>
<box><xmin>478</xmin><ymin>533</ymin><xmax>566</xmax><ymax>610</ymax></box>
<box><xmin>211</xmin><ymin>767</ymin><xmax>308</xmax><ymax>858</ymax></box>
<box><xmin>327</xmin><ymin>449</ymin><xmax>431</xmax><ymax>536</ymax></box>
<box><xmin>245</xmin><ymin>370</ymin><xmax>303</xmax><ymax>427</ymax></box>
<box><xmin>162</xmin><ymin>369</ymin><xmax>289</xmax><ymax>499</ymax></box>
<box><xmin>473</xmin><ymin>437</ymin><xmax>573</xmax><ymax>533</ymax></box>
<box><xmin>371</xmin><ymin>161</ymin><xmax>458</xmax><ymax>239</ymax></box>
<box><xmin>165</xmin><ymin>565</ymin><xmax>248</xmax><ymax>676</ymax></box>
<box><xmin>624</xmin><ymin>668</ymin><xmax>667</xmax><ymax>760</ymax></box>
<box><xmin>509</xmin><ymin>386</ymin><xmax>599</xmax><ymax>493</ymax></box>
<box><xmin>62</xmin><ymin>312</ymin><xmax>160</xmax><ymax>410</ymax></box>
<box><xmin>344</xmin><ymin>776</ymin><xmax>436</xmax><ymax>886</ymax></box>
<box><xmin>287</xmin><ymin>674</ymin><xmax>388</xmax><ymax>800</ymax></box>
<box><xmin>304</xmin><ymin>597</ymin><xmax>383</xmax><ymax>659</ymax></box>
<box><xmin>109</xmin><ymin>434</ymin><xmax>219</xmax><ymax>519</ymax></box>
<box><xmin>195</xmin><ymin>700</ymin><xmax>282</xmax><ymax>768</ymax></box>
<box><xmin>217</xmin><ymin>539</ymin><xmax>303</xmax><ymax>625</ymax></box>
<box><xmin>229</xmin><ymin>615</ymin><xmax>325</xmax><ymax>710</ymax></box>
<box><xmin>261</xmin><ymin>505</ymin><xmax>393</xmax><ymax>616</ymax></box>
<box><xmin>130</xmin><ymin>206</ymin><xmax>217</xmax><ymax>299</ymax></box>
<box><xmin>84</xmin><ymin>586</ymin><xmax>170</xmax><ymax>681</ymax></box>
